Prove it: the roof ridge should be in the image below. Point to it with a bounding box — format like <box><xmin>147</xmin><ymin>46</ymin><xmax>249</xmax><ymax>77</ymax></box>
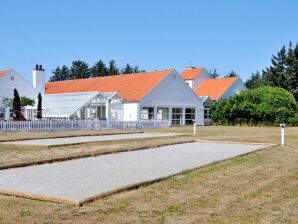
<box><xmin>47</xmin><ymin>68</ymin><xmax>175</xmax><ymax>84</ymax></box>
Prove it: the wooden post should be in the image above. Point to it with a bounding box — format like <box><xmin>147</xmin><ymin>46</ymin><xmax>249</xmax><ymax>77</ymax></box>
<box><xmin>280</xmin><ymin>124</ymin><xmax>285</xmax><ymax>146</ymax></box>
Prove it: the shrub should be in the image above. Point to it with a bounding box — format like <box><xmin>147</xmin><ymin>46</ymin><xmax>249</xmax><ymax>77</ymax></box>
<box><xmin>211</xmin><ymin>86</ymin><xmax>298</xmax><ymax>126</ymax></box>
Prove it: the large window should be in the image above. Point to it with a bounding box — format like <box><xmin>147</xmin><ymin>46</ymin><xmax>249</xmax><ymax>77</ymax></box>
<box><xmin>157</xmin><ymin>108</ymin><xmax>169</xmax><ymax>121</ymax></box>
<box><xmin>141</xmin><ymin>107</ymin><xmax>154</xmax><ymax>120</ymax></box>
<box><xmin>185</xmin><ymin>108</ymin><xmax>196</xmax><ymax>125</ymax></box>
<box><xmin>172</xmin><ymin>108</ymin><xmax>182</xmax><ymax>125</ymax></box>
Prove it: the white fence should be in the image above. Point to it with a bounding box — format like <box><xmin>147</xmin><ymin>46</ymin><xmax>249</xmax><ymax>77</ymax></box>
<box><xmin>0</xmin><ymin>120</ymin><xmax>170</xmax><ymax>132</ymax></box>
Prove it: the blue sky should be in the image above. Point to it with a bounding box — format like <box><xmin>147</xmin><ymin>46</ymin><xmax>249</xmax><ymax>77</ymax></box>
<box><xmin>1</xmin><ymin>0</ymin><xmax>297</xmax><ymax>82</ymax></box>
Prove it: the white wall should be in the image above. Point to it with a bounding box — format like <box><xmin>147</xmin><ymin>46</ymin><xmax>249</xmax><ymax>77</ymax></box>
<box><xmin>123</xmin><ymin>102</ymin><xmax>139</xmax><ymax>121</ymax></box>
<box><xmin>185</xmin><ymin>80</ymin><xmax>193</xmax><ymax>88</ymax></box>
<box><xmin>220</xmin><ymin>78</ymin><xmax>247</xmax><ymax>100</ymax></box>
<box><xmin>140</xmin><ymin>70</ymin><xmax>204</xmax><ymax>125</ymax></box>
<box><xmin>32</xmin><ymin>69</ymin><xmax>45</xmax><ymax>94</ymax></box>
<box><xmin>0</xmin><ymin>70</ymin><xmax>38</xmax><ymax>106</ymax></box>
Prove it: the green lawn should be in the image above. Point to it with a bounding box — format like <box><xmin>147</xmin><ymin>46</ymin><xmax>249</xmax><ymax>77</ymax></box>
<box><xmin>0</xmin><ymin>126</ymin><xmax>297</xmax><ymax>224</ymax></box>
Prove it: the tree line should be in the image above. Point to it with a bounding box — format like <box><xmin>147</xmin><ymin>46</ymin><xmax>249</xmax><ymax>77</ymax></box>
<box><xmin>245</xmin><ymin>42</ymin><xmax>298</xmax><ymax>100</ymax></box>
<box><xmin>208</xmin><ymin>69</ymin><xmax>239</xmax><ymax>78</ymax></box>
<box><xmin>49</xmin><ymin>59</ymin><xmax>145</xmax><ymax>82</ymax></box>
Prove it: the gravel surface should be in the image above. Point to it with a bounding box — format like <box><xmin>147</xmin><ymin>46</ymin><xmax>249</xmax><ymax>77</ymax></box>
<box><xmin>0</xmin><ymin>141</ymin><xmax>269</xmax><ymax>203</ymax></box>
<box><xmin>5</xmin><ymin>133</ymin><xmax>181</xmax><ymax>146</ymax></box>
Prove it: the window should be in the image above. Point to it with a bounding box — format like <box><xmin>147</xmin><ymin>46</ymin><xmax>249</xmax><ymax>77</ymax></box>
<box><xmin>10</xmin><ymin>76</ymin><xmax>15</xmax><ymax>81</ymax></box>
<box><xmin>172</xmin><ymin>108</ymin><xmax>182</xmax><ymax>125</ymax></box>
<box><xmin>185</xmin><ymin>108</ymin><xmax>196</xmax><ymax>125</ymax></box>
<box><xmin>141</xmin><ymin>107</ymin><xmax>154</xmax><ymax>120</ymax></box>
<box><xmin>204</xmin><ymin>108</ymin><xmax>211</xmax><ymax>119</ymax></box>
<box><xmin>157</xmin><ymin>108</ymin><xmax>169</xmax><ymax>120</ymax></box>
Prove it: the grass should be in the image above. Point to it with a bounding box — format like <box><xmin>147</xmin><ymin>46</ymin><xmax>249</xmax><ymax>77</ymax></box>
<box><xmin>0</xmin><ymin>126</ymin><xmax>297</xmax><ymax>223</ymax></box>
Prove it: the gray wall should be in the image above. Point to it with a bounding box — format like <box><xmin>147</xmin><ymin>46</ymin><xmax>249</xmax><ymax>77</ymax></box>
<box><xmin>220</xmin><ymin>78</ymin><xmax>247</xmax><ymax>100</ymax></box>
<box><xmin>193</xmin><ymin>68</ymin><xmax>212</xmax><ymax>89</ymax></box>
<box><xmin>140</xmin><ymin>70</ymin><xmax>204</xmax><ymax>125</ymax></box>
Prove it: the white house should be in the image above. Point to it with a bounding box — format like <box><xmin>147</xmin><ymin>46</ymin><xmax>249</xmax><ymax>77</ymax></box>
<box><xmin>180</xmin><ymin>67</ymin><xmax>247</xmax><ymax>101</ymax></box>
<box><xmin>0</xmin><ymin>66</ymin><xmax>44</xmax><ymax>120</ymax></box>
<box><xmin>180</xmin><ymin>67</ymin><xmax>247</xmax><ymax>125</ymax></box>
<box><xmin>180</xmin><ymin>67</ymin><xmax>212</xmax><ymax>89</ymax></box>
<box><xmin>44</xmin><ymin>69</ymin><xmax>205</xmax><ymax>125</ymax></box>
<box><xmin>0</xmin><ymin>68</ymin><xmax>40</xmax><ymax>106</ymax></box>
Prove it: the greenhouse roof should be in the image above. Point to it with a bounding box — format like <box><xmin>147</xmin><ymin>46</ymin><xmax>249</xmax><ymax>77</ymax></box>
<box><xmin>43</xmin><ymin>91</ymin><xmax>118</xmax><ymax>118</ymax></box>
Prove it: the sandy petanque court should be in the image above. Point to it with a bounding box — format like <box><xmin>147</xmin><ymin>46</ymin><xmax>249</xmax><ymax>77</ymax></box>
<box><xmin>0</xmin><ymin>140</ymin><xmax>270</xmax><ymax>206</ymax></box>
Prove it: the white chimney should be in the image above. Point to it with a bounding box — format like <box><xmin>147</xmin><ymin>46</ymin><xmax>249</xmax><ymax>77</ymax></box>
<box><xmin>32</xmin><ymin>64</ymin><xmax>45</xmax><ymax>94</ymax></box>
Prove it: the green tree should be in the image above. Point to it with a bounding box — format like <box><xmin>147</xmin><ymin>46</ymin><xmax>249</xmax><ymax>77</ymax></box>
<box><xmin>225</xmin><ymin>70</ymin><xmax>238</xmax><ymax>78</ymax></box>
<box><xmin>245</xmin><ymin>71</ymin><xmax>267</xmax><ymax>89</ymax></box>
<box><xmin>20</xmin><ymin>97</ymin><xmax>35</xmax><ymax>107</ymax></box>
<box><xmin>209</xmin><ymin>68</ymin><xmax>220</xmax><ymax>78</ymax></box>
<box><xmin>91</xmin><ymin>60</ymin><xmax>108</xmax><ymax>77</ymax></box>
<box><xmin>121</xmin><ymin>64</ymin><xmax>134</xmax><ymax>74</ymax></box>
<box><xmin>70</xmin><ymin>60</ymin><xmax>90</xmax><ymax>79</ymax></box>
<box><xmin>286</xmin><ymin>42</ymin><xmax>298</xmax><ymax>100</ymax></box>
<box><xmin>108</xmin><ymin>60</ymin><xmax>119</xmax><ymax>76</ymax></box>
<box><xmin>211</xmin><ymin>86</ymin><xmax>298</xmax><ymax>126</ymax></box>
<box><xmin>2</xmin><ymin>97</ymin><xmax>35</xmax><ymax>107</ymax></box>
<box><xmin>50</xmin><ymin>65</ymin><xmax>70</xmax><ymax>82</ymax></box>
<box><xmin>132</xmin><ymin>66</ymin><xmax>145</xmax><ymax>73</ymax></box>
<box><xmin>263</xmin><ymin>46</ymin><xmax>288</xmax><ymax>88</ymax></box>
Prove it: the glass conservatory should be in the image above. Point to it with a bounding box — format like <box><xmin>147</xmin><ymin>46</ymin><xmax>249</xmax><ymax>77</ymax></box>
<box><xmin>25</xmin><ymin>92</ymin><xmax>123</xmax><ymax>121</ymax></box>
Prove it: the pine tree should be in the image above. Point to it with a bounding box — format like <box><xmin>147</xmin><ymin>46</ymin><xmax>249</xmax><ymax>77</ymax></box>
<box><xmin>225</xmin><ymin>70</ymin><xmax>238</xmax><ymax>78</ymax></box>
<box><xmin>132</xmin><ymin>66</ymin><xmax>145</xmax><ymax>73</ymax></box>
<box><xmin>121</xmin><ymin>64</ymin><xmax>134</xmax><ymax>74</ymax></box>
<box><xmin>263</xmin><ymin>46</ymin><xmax>288</xmax><ymax>88</ymax></box>
<box><xmin>91</xmin><ymin>60</ymin><xmax>108</xmax><ymax>77</ymax></box>
<box><xmin>286</xmin><ymin>42</ymin><xmax>298</xmax><ymax>100</ymax></box>
<box><xmin>209</xmin><ymin>68</ymin><xmax>220</xmax><ymax>78</ymax></box>
<box><xmin>245</xmin><ymin>71</ymin><xmax>266</xmax><ymax>89</ymax></box>
<box><xmin>70</xmin><ymin>60</ymin><xmax>90</xmax><ymax>79</ymax></box>
<box><xmin>60</xmin><ymin>65</ymin><xmax>71</xmax><ymax>80</ymax></box>
<box><xmin>50</xmin><ymin>67</ymin><xmax>62</xmax><ymax>82</ymax></box>
<box><xmin>108</xmin><ymin>60</ymin><xmax>119</xmax><ymax>76</ymax></box>
<box><xmin>49</xmin><ymin>65</ymin><xmax>70</xmax><ymax>82</ymax></box>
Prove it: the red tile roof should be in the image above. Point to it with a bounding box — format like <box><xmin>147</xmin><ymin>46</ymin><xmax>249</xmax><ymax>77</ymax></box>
<box><xmin>180</xmin><ymin>68</ymin><xmax>205</xmax><ymax>80</ymax></box>
<box><xmin>195</xmin><ymin>77</ymin><xmax>238</xmax><ymax>101</ymax></box>
<box><xmin>0</xmin><ymin>70</ymin><xmax>11</xmax><ymax>77</ymax></box>
<box><xmin>45</xmin><ymin>69</ymin><xmax>175</xmax><ymax>102</ymax></box>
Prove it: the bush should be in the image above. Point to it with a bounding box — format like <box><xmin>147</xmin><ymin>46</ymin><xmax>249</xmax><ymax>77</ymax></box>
<box><xmin>211</xmin><ymin>86</ymin><xmax>298</xmax><ymax>126</ymax></box>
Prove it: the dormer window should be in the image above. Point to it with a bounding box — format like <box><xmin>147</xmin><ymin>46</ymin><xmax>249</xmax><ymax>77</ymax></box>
<box><xmin>11</xmin><ymin>76</ymin><xmax>15</xmax><ymax>81</ymax></box>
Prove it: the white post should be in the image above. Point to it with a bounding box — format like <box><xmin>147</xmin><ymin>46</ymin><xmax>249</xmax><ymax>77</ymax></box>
<box><xmin>193</xmin><ymin>120</ymin><xmax>196</xmax><ymax>135</ymax></box>
<box><xmin>280</xmin><ymin>124</ymin><xmax>285</xmax><ymax>146</ymax></box>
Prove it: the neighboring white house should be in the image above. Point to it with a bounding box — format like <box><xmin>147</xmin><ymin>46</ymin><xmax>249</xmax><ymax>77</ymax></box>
<box><xmin>0</xmin><ymin>68</ymin><xmax>39</xmax><ymax>106</ymax></box>
<box><xmin>0</xmin><ymin>67</ymin><xmax>43</xmax><ymax>120</ymax></box>
<box><xmin>180</xmin><ymin>67</ymin><xmax>247</xmax><ymax>125</ymax></box>
<box><xmin>180</xmin><ymin>67</ymin><xmax>212</xmax><ymax>89</ymax></box>
<box><xmin>44</xmin><ymin>69</ymin><xmax>205</xmax><ymax>125</ymax></box>
<box><xmin>180</xmin><ymin>67</ymin><xmax>247</xmax><ymax>101</ymax></box>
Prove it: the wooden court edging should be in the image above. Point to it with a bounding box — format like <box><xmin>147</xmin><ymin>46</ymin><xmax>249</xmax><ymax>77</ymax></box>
<box><xmin>0</xmin><ymin>188</ymin><xmax>79</xmax><ymax>206</ymax></box>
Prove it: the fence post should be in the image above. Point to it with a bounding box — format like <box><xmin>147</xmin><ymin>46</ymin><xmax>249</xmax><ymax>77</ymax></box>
<box><xmin>193</xmin><ymin>120</ymin><xmax>196</xmax><ymax>135</ymax></box>
<box><xmin>280</xmin><ymin>124</ymin><xmax>285</xmax><ymax>146</ymax></box>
